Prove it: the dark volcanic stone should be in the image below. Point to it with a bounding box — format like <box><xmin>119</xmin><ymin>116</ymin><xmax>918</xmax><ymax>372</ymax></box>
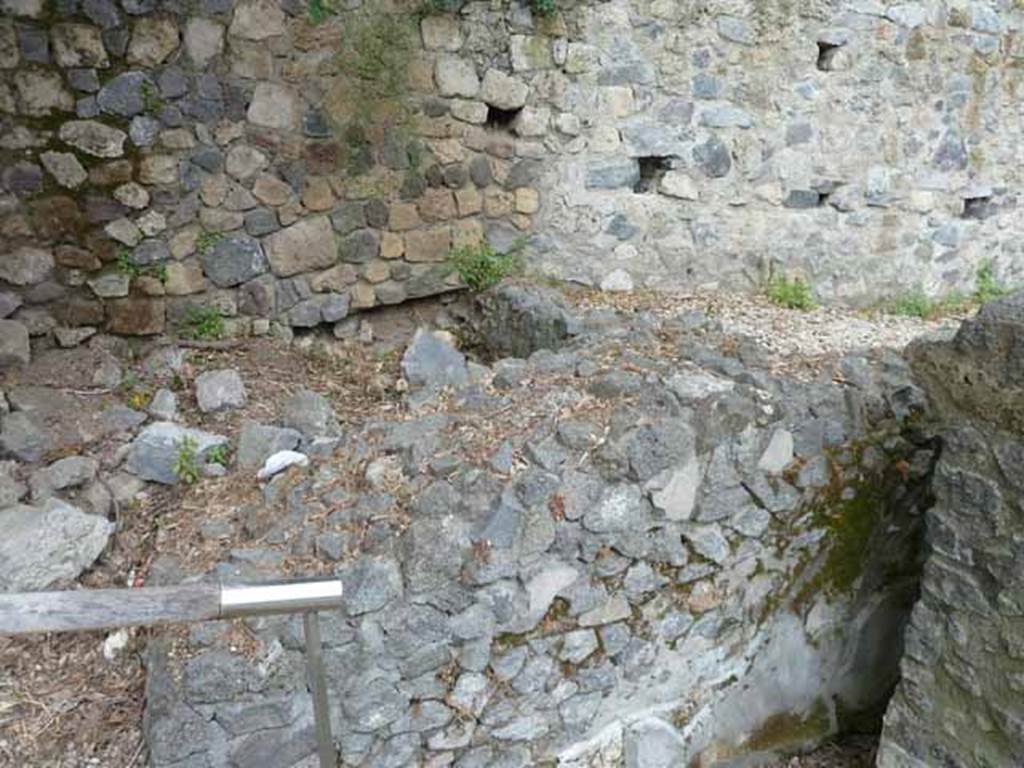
<box><xmin>68</xmin><ymin>69</ymin><xmax>101</xmax><ymax>93</ymax></box>
<box><xmin>2</xmin><ymin>163</ymin><xmax>43</xmax><ymax>197</ymax></box>
<box><xmin>469</xmin><ymin>155</ymin><xmax>493</xmax><ymax>188</ymax></box>
<box><xmin>83</xmin><ymin>0</ymin><xmax>121</xmax><ymax>28</ymax></box>
<box><xmin>201</xmin><ymin>235</ymin><xmax>268</xmax><ymax>287</ymax></box>
<box><xmin>693</xmin><ymin>135</ymin><xmax>732</xmax><ymax>178</ymax></box>
<box><xmin>97</xmin><ymin>71</ymin><xmax>154</xmax><ymax>118</ymax></box>
<box><xmin>16</xmin><ymin>24</ymin><xmax>49</xmax><ymax>64</ymax></box>
<box><xmin>364</xmin><ymin>200</ymin><xmax>389</xmax><ymax>229</ymax></box>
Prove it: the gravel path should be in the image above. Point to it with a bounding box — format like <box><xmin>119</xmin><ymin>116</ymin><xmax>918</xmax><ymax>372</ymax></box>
<box><xmin>688</xmin><ymin>292</ymin><xmax>960</xmax><ymax>359</ymax></box>
<box><xmin>564</xmin><ymin>285</ymin><xmax>965</xmax><ymax>373</ymax></box>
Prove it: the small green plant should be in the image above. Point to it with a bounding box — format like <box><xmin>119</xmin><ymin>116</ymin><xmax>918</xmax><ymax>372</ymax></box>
<box><xmin>119</xmin><ymin>371</ymin><xmax>140</xmax><ymax>392</ymax></box>
<box><xmin>180</xmin><ymin>306</ymin><xmax>226</xmax><ymax>341</ymax></box>
<box><xmin>766</xmin><ymin>276</ymin><xmax>816</xmax><ymax>311</ymax></box>
<box><xmin>941</xmin><ymin>290</ymin><xmax>969</xmax><ymax>311</ymax></box>
<box><xmin>140</xmin><ymin>80</ymin><xmax>162</xmax><ymax>112</ymax></box>
<box><xmin>116</xmin><ymin>250</ymin><xmax>144</xmax><ymax>278</ymax></box>
<box><xmin>126</xmin><ymin>388</ymin><xmax>150</xmax><ymax>411</ymax></box>
<box><xmin>531</xmin><ymin>0</ymin><xmax>557</xmax><ymax>15</ymax></box>
<box><xmin>974</xmin><ymin>259</ymin><xmax>1011</xmax><ymax>304</ymax></box>
<box><xmin>173</xmin><ymin>436</ymin><xmax>201</xmax><ymax>485</ymax></box>
<box><xmin>119</xmin><ymin>251</ymin><xmax>169</xmax><ymax>284</ymax></box>
<box><xmin>347</xmin><ymin>14</ymin><xmax>413</xmax><ymax>99</ymax></box>
<box><xmin>890</xmin><ymin>289</ymin><xmax>932</xmax><ymax>319</ymax></box>
<box><xmin>449</xmin><ymin>241</ymin><xmax>524</xmax><ymax>292</ymax></box>
<box><xmin>307</xmin><ymin>0</ymin><xmax>337</xmax><ymax>24</ymax></box>
<box><xmin>889</xmin><ymin>289</ymin><xmax>971</xmax><ymax>320</ymax></box>
<box><xmin>118</xmin><ymin>371</ymin><xmax>150</xmax><ymax>408</ymax></box>
<box><xmin>195</xmin><ymin>230</ymin><xmax>222</xmax><ymax>255</ymax></box>
<box><xmin>206</xmin><ymin>444</ymin><xmax>230</xmax><ymax>467</ymax></box>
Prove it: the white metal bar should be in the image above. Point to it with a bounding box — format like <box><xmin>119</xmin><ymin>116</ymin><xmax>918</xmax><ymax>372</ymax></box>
<box><xmin>219</xmin><ymin>579</ymin><xmax>343</xmax><ymax>618</ymax></box>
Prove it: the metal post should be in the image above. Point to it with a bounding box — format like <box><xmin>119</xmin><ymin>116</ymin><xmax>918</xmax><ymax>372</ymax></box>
<box><xmin>303</xmin><ymin>611</ymin><xmax>335</xmax><ymax>768</ymax></box>
<box><xmin>0</xmin><ymin>577</ymin><xmax>344</xmax><ymax>768</ymax></box>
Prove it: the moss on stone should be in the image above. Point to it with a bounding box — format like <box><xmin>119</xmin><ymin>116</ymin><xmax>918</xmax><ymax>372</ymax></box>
<box><xmin>743</xmin><ymin>698</ymin><xmax>832</xmax><ymax>753</ymax></box>
<box><xmin>493</xmin><ymin>631</ymin><xmax>529</xmax><ymax>650</ymax></box>
<box><xmin>330</xmin><ymin>11</ymin><xmax>415</xmax><ymax>128</ymax></box>
<box><xmin>812</xmin><ymin>482</ymin><xmax>885</xmax><ymax>596</ymax></box>
<box><xmin>494</xmin><ymin>597</ymin><xmax>572</xmax><ymax>651</ymax></box>
<box><xmin>319</xmin><ymin>7</ymin><xmax>420</xmax><ymax>187</ymax></box>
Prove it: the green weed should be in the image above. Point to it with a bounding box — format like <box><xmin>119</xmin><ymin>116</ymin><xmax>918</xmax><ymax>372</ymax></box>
<box><xmin>890</xmin><ymin>289</ymin><xmax>932</xmax><ymax>319</ymax></box>
<box><xmin>206</xmin><ymin>444</ymin><xmax>230</xmax><ymax>467</ymax></box>
<box><xmin>307</xmin><ymin>0</ymin><xmax>338</xmax><ymax>24</ymax></box>
<box><xmin>766</xmin><ymin>276</ymin><xmax>816</xmax><ymax>311</ymax></box>
<box><xmin>116</xmin><ymin>250</ymin><xmax>145</xmax><ymax>278</ymax></box>
<box><xmin>180</xmin><ymin>306</ymin><xmax>226</xmax><ymax>341</ymax></box>
<box><xmin>173</xmin><ymin>436</ymin><xmax>201</xmax><ymax>485</ymax></box>
<box><xmin>449</xmin><ymin>240</ymin><xmax>524</xmax><ymax>292</ymax></box>
<box><xmin>140</xmin><ymin>80</ymin><xmax>162</xmax><ymax>112</ymax></box>
<box><xmin>346</xmin><ymin>14</ymin><xmax>413</xmax><ymax>100</ymax></box>
<box><xmin>117</xmin><ymin>249</ymin><xmax>169</xmax><ymax>284</ymax></box>
<box><xmin>889</xmin><ymin>289</ymin><xmax>970</xmax><ymax>319</ymax></box>
<box><xmin>195</xmin><ymin>231</ymin><xmax>222</xmax><ymax>255</ymax></box>
<box><xmin>888</xmin><ymin>261</ymin><xmax>1013</xmax><ymax>319</ymax></box>
<box><xmin>974</xmin><ymin>259</ymin><xmax>1011</xmax><ymax>304</ymax></box>
<box><xmin>153</xmin><ymin>262</ymin><xmax>169</xmax><ymax>284</ymax></box>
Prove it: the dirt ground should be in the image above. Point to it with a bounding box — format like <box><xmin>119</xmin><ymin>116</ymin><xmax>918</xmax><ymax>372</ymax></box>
<box><xmin>0</xmin><ymin>288</ymin><xmax>920</xmax><ymax>767</ymax></box>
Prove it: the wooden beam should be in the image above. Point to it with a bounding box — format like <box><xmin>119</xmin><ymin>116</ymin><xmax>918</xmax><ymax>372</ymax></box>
<box><xmin>0</xmin><ymin>584</ymin><xmax>222</xmax><ymax>635</ymax></box>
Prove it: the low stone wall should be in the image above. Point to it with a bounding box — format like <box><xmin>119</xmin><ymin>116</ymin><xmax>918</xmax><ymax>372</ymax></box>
<box><xmin>3</xmin><ymin>0</ymin><xmax>1023</xmax><ymax>365</ymax></box>
<box><xmin>138</xmin><ymin>288</ymin><xmax>936</xmax><ymax>767</ymax></box>
<box><xmin>878</xmin><ymin>292</ymin><xmax>1024</xmax><ymax>767</ymax></box>
<box><xmin>0</xmin><ymin>0</ymin><xmax>547</xmax><ymax>357</ymax></box>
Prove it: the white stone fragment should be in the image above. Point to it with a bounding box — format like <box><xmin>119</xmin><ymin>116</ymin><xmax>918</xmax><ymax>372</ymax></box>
<box><xmin>257</xmin><ymin>450</ymin><xmax>309</xmax><ymax>480</ymax></box>
<box><xmin>600</xmin><ymin>269</ymin><xmax>634</xmax><ymax>293</ymax></box>
<box><xmin>758</xmin><ymin>429</ymin><xmax>794</xmax><ymax>474</ymax></box>
<box><xmin>102</xmin><ymin>628</ymin><xmax>130</xmax><ymax>661</ymax></box>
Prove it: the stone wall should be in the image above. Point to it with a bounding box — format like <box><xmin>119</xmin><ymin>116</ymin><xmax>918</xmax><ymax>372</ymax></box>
<box><xmin>878</xmin><ymin>292</ymin><xmax>1024</xmax><ymax>768</ymax></box>
<box><xmin>0</xmin><ymin>0</ymin><xmax>548</xmax><ymax>355</ymax></box>
<box><xmin>139</xmin><ymin>287</ymin><xmax>938</xmax><ymax>767</ymax></box>
<box><xmin>3</xmin><ymin>0</ymin><xmax>1024</xmax><ymax>360</ymax></box>
<box><xmin>506</xmin><ymin>0</ymin><xmax>1024</xmax><ymax>302</ymax></box>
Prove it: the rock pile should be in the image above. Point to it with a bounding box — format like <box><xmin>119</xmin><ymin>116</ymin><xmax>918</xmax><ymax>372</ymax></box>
<box><xmin>138</xmin><ymin>285</ymin><xmax>939</xmax><ymax>767</ymax></box>
<box><xmin>2</xmin><ymin>283</ymin><xmax>1019</xmax><ymax>767</ymax></box>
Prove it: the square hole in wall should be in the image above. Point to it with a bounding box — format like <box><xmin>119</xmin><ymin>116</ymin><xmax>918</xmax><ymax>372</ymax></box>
<box><xmin>962</xmin><ymin>195</ymin><xmax>993</xmax><ymax>220</ymax></box>
<box><xmin>814</xmin><ymin>180</ymin><xmax>842</xmax><ymax>207</ymax></box>
<box><xmin>634</xmin><ymin>156</ymin><xmax>672</xmax><ymax>193</ymax></box>
<box><xmin>817</xmin><ymin>41</ymin><xmax>842</xmax><ymax>71</ymax></box>
<box><xmin>486</xmin><ymin>105</ymin><xmax>522</xmax><ymax>130</ymax></box>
